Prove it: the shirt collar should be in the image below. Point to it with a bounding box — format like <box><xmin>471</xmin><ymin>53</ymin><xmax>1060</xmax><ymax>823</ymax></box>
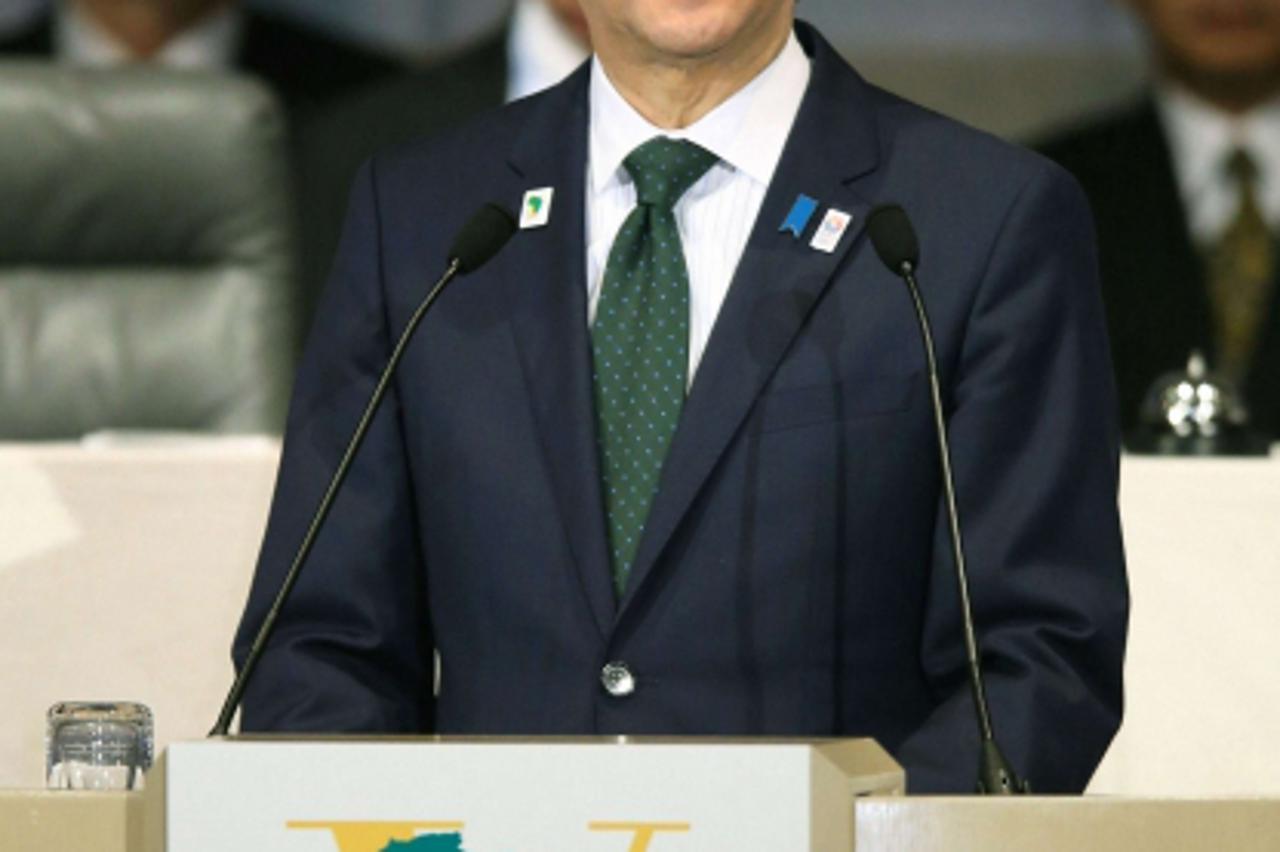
<box><xmin>56</xmin><ymin>3</ymin><xmax>243</xmax><ymax>70</ymax></box>
<box><xmin>1157</xmin><ymin>82</ymin><xmax>1280</xmax><ymax>203</ymax></box>
<box><xmin>588</xmin><ymin>30</ymin><xmax>810</xmax><ymax>194</ymax></box>
<box><xmin>506</xmin><ymin>0</ymin><xmax>590</xmax><ymax>103</ymax></box>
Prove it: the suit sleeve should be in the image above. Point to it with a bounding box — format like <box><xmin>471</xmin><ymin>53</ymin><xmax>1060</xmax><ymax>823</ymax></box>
<box><xmin>231</xmin><ymin>158</ymin><xmax>435</xmax><ymax>733</ymax></box>
<box><xmin>895</xmin><ymin>161</ymin><xmax>1129</xmax><ymax>792</ymax></box>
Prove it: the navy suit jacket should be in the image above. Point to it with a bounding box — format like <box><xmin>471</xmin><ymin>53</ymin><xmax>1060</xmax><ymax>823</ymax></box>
<box><xmin>235</xmin><ymin>23</ymin><xmax>1128</xmax><ymax>794</ymax></box>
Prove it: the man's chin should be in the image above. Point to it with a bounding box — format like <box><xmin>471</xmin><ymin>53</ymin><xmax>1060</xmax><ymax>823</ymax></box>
<box><xmin>1173</xmin><ymin>32</ymin><xmax>1280</xmax><ymax>71</ymax></box>
<box><xmin>1163</xmin><ymin>52</ymin><xmax>1280</xmax><ymax>108</ymax></box>
<box><xmin>633</xmin><ymin>26</ymin><xmax>739</xmax><ymax>63</ymax></box>
<box><xmin>1190</xmin><ymin>54</ymin><xmax>1280</xmax><ymax>84</ymax></box>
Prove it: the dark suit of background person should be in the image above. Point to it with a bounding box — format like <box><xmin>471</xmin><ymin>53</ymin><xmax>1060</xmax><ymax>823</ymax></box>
<box><xmin>233</xmin><ymin>19</ymin><xmax>1128</xmax><ymax>794</ymax></box>
<box><xmin>1039</xmin><ymin>0</ymin><xmax>1280</xmax><ymax>441</ymax></box>
<box><xmin>1040</xmin><ymin>99</ymin><xmax>1280</xmax><ymax>439</ymax></box>
<box><xmin>0</xmin><ymin>3</ymin><xmax>397</xmax><ymax>116</ymax></box>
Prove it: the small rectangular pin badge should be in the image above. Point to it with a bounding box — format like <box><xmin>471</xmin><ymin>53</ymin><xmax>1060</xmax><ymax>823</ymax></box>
<box><xmin>780</xmin><ymin>194</ymin><xmax>818</xmax><ymax>238</ymax></box>
<box><xmin>810</xmin><ymin>208</ymin><xmax>852</xmax><ymax>253</ymax></box>
<box><xmin>520</xmin><ymin>187</ymin><xmax>553</xmax><ymax>229</ymax></box>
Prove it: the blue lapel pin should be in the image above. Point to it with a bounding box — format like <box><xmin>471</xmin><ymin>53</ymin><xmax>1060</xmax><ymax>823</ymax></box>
<box><xmin>779</xmin><ymin>194</ymin><xmax>818</xmax><ymax>239</ymax></box>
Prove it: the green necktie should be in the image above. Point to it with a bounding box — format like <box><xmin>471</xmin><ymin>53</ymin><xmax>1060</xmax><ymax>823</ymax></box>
<box><xmin>1206</xmin><ymin>147</ymin><xmax>1276</xmax><ymax>383</ymax></box>
<box><xmin>592</xmin><ymin>137</ymin><xmax>718</xmax><ymax>596</ymax></box>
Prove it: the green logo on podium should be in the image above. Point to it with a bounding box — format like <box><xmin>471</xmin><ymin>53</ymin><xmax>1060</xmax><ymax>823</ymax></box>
<box><xmin>382</xmin><ymin>834</ymin><xmax>465</xmax><ymax>851</ymax></box>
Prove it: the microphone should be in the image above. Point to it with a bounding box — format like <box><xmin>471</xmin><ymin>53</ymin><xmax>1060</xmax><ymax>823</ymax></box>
<box><xmin>867</xmin><ymin>204</ymin><xmax>1030</xmax><ymax>795</ymax></box>
<box><xmin>211</xmin><ymin>202</ymin><xmax>517</xmax><ymax>737</ymax></box>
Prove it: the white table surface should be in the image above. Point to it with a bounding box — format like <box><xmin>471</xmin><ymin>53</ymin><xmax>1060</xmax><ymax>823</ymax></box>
<box><xmin>1090</xmin><ymin>450</ymin><xmax>1280</xmax><ymax>795</ymax></box>
<box><xmin>1</xmin><ymin>439</ymin><xmax>1277</xmax><ymax>794</ymax></box>
<box><xmin>0</xmin><ymin>437</ymin><xmax>277</xmax><ymax>789</ymax></box>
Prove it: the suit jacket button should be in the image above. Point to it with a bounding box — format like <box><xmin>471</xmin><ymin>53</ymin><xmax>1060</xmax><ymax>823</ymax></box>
<box><xmin>600</xmin><ymin>661</ymin><xmax>635</xmax><ymax>697</ymax></box>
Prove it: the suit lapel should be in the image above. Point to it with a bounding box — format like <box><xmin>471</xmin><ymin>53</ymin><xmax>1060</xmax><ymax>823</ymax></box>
<box><xmin>503</xmin><ymin>66</ymin><xmax>616</xmax><ymax>637</ymax></box>
<box><xmin>618</xmin><ymin>26</ymin><xmax>881</xmax><ymax>614</ymax></box>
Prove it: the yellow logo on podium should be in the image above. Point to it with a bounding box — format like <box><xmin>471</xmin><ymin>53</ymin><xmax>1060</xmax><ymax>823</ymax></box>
<box><xmin>286</xmin><ymin>821</ymin><xmax>464</xmax><ymax>852</ymax></box>
<box><xmin>285</xmin><ymin>819</ymin><xmax>691</xmax><ymax>851</ymax></box>
<box><xmin>589</xmin><ymin>821</ymin><xmax>692</xmax><ymax>850</ymax></box>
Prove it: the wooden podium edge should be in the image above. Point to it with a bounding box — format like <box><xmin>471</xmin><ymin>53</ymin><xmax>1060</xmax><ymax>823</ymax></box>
<box><xmin>810</xmin><ymin>740</ymin><xmax>905</xmax><ymax>852</ymax></box>
<box><xmin>0</xmin><ymin>789</ymin><xmax>142</xmax><ymax>852</ymax></box>
<box><xmin>853</xmin><ymin>796</ymin><xmax>1280</xmax><ymax>851</ymax></box>
<box><xmin>143</xmin><ymin>750</ymin><xmax>168</xmax><ymax>852</ymax></box>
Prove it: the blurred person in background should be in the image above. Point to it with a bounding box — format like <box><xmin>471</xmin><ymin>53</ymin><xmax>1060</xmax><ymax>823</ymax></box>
<box><xmin>297</xmin><ymin>0</ymin><xmax>591</xmax><ymax>333</ymax></box>
<box><xmin>1041</xmin><ymin>0</ymin><xmax>1280</xmax><ymax>441</ymax></box>
<box><xmin>0</xmin><ymin>0</ymin><xmax>405</xmax><ymax>363</ymax></box>
<box><xmin>0</xmin><ymin>0</ymin><xmax>398</xmax><ymax>116</ymax></box>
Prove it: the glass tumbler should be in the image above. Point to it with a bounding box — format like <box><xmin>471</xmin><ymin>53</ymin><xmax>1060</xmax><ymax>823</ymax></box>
<box><xmin>46</xmin><ymin>701</ymin><xmax>154</xmax><ymax>790</ymax></box>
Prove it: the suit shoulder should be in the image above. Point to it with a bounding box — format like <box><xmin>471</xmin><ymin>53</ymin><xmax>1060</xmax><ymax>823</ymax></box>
<box><xmin>352</xmin><ymin>82</ymin><xmax>573</xmax><ymax>230</ymax></box>
<box><xmin>369</xmin><ymin>85</ymin><xmax>553</xmax><ymax>183</ymax></box>
<box><xmin>866</xmin><ymin>84</ymin><xmax>1087</xmax><ymax>214</ymax></box>
<box><xmin>300</xmin><ymin>34</ymin><xmax>508</xmax><ymax>171</ymax></box>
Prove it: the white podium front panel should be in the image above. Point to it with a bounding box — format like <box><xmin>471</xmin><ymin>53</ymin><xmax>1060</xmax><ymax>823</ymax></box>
<box><xmin>153</xmin><ymin>738</ymin><xmax>900</xmax><ymax>851</ymax></box>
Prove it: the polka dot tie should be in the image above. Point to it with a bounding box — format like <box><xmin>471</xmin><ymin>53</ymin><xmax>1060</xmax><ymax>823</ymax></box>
<box><xmin>591</xmin><ymin>137</ymin><xmax>719</xmax><ymax>597</ymax></box>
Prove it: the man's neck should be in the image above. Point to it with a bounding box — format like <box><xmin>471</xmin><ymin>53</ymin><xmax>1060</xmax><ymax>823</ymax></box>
<box><xmin>593</xmin><ymin>17</ymin><xmax>792</xmax><ymax>130</ymax></box>
<box><xmin>70</xmin><ymin>0</ymin><xmax>231</xmax><ymax>59</ymax></box>
<box><xmin>1158</xmin><ymin>54</ymin><xmax>1280</xmax><ymax>117</ymax></box>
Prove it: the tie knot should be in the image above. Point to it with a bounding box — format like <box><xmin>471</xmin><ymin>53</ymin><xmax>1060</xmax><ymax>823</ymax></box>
<box><xmin>1225</xmin><ymin>147</ymin><xmax>1261</xmax><ymax>186</ymax></box>
<box><xmin>623</xmin><ymin>137</ymin><xmax>719</xmax><ymax>210</ymax></box>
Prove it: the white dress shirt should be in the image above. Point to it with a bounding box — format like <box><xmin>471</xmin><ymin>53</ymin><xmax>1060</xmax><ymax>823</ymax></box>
<box><xmin>586</xmin><ymin>32</ymin><xmax>811</xmax><ymax>385</ymax></box>
<box><xmin>1157</xmin><ymin>84</ymin><xmax>1280</xmax><ymax>244</ymax></box>
<box><xmin>506</xmin><ymin>0</ymin><xmax>590</xmax><ymax>103</ymax></box>
<box><xmin>55</xmin><ymin>2</ymin><xmax>242</xmax><ymax>70</ymax></box>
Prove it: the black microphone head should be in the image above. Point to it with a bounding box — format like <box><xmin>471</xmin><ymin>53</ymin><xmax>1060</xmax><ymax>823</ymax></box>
<box><xmin>449</xmin><ymin>203</ymin><xmax>518</xmax><ymax>273</ymax></box>
<box><xmin>867</xmin><ymin>204</ymin><xmax>920</xmax><ymax>276</ymax></box>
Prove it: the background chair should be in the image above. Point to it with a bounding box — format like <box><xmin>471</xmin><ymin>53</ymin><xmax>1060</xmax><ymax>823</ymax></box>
<box><xmin>0</xmin><ymin>64</ymin><xmax>296</xmax><ymax>438</ymax></box>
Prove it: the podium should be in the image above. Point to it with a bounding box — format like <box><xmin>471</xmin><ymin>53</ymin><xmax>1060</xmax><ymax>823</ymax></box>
<box><xmin>148</xmin><ymin>737</ymin><xmax>900</xmax><ymax>850</ymax></box>
<box><xmin>5</xmin><ymin>737</ymin><xmax>1280</xmax><ymax>851</ymax></box>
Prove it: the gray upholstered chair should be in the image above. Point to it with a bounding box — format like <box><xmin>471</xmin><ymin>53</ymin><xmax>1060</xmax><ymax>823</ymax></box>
<box><xmin>0</xmin><ymin>64</ymin><xmax>296</xmax><ymax>438</ymax></box>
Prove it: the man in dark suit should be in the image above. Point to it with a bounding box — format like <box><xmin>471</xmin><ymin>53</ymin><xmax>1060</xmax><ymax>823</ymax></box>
<box><xmin>0</xmin><ymin>0</ymin><xmax>396</xmax><ymax>115</ymax></box>
<box><xmin>1041</xmin><ymin>0</ymin><xmax>1280</xmax><ymax>439</ymax></box>
<box><xmin>235</xmin><ymin>0</ymin><xmax>1128</xmax><ymax>794</ymax></box>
